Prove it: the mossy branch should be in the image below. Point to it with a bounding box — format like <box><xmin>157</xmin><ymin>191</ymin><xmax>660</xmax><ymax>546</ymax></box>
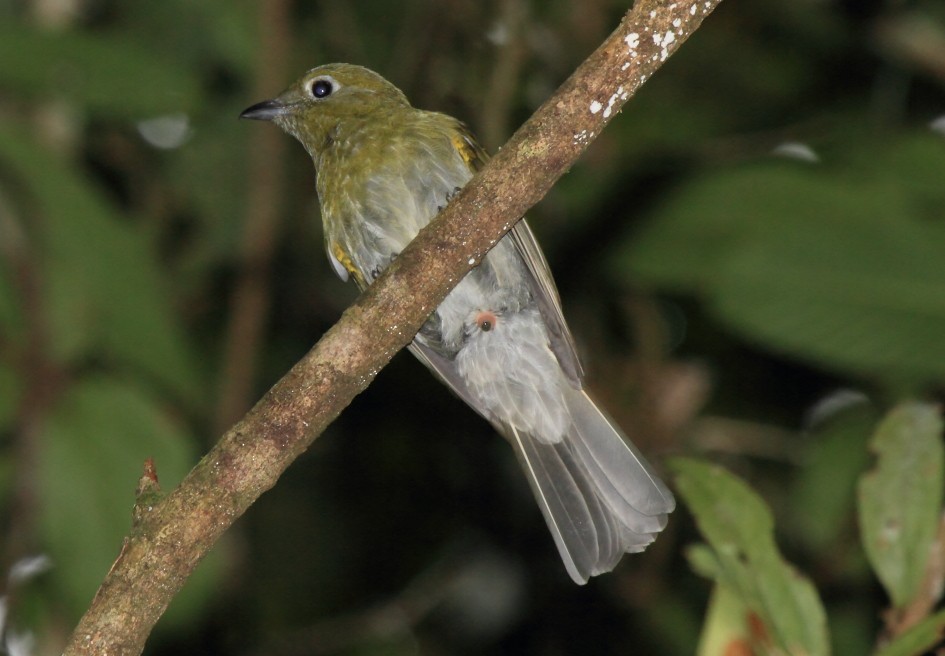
<box><xmin>61</xmin><ymin>2</ymin><xmax>721</xmax><ymax>653</ymax></box>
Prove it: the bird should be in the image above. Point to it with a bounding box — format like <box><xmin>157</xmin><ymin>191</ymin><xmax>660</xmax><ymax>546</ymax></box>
<box><xmin>241</xmin><ymin>63</ymin><xmax>674</xmax><ymax>584</ymax></box>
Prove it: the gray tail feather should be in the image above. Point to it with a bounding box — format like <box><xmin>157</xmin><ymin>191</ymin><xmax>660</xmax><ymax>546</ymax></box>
<box><xmin>506</xmin><ymin>389</ymin><xmax>674</xmax><ymax>584</ymax></box>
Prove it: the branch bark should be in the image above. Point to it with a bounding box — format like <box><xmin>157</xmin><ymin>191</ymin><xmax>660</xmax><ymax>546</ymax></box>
<box><xmin>62</xmin><ymin>2</ymin><xmax>721</xmax><ymax>653</ymax></box>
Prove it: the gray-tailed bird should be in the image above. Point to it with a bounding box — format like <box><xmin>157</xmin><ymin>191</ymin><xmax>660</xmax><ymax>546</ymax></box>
<box><xmin>242</xmin><ymin>64</ymin><xmax>675</xmax><ymax>584</ymax></box>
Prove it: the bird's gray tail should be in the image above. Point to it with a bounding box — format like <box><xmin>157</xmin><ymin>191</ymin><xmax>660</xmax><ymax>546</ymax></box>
<box><xmin>506</xmin><ymin>389</ymin><xmax>675</xmax><ymax>584</ymax></box>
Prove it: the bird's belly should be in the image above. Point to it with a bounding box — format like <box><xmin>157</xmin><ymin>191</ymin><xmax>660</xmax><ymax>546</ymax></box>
<box><xmin>426</xmin><ymin>268</ymin><xmax>571</xmax><ymax>442</ymax></box>
<box><xmin>451</xmin><ymin>304</ymin><xmax>571</xmax><ymax>441</ymax></box>
<box><xmin>336</xmin><ymin>207</ymin><xmax>570</xmax><ymax>440</ymax></box>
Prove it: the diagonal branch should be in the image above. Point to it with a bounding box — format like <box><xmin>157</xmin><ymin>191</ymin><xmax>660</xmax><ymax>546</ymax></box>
<box><xmin>61</xmin><ymin>1</ymin><xmax>721</xmax><ymax>653</ymax></box>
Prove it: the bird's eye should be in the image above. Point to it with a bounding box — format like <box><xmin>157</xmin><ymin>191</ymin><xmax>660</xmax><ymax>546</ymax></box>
<box><xmin>310</xmin><ymin>78</ymin><xmax>334</xmax><ymax>99</ymax></box>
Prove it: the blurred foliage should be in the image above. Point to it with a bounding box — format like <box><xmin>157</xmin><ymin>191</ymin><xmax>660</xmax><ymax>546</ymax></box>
<box><xmin>677</xmin><ymin>404</ymin><xmax>945</xmax><ymax>656</ymax></box>
<box><xmin>858</xmin><ymin>403</ymin><xmax>943</xmax><ymax>612</ymax></box>
<box><xmin>614</xmin><ymin>136</ymin><xmax>945</xmax><ymax>384</ymax></box>
<box><xmin>0</xmin><ymin>0</ymin><xmax>944</xmax><ymax>654</ymax></box>
<box><xmin>677</xmin><ymin>458</ymin><xmax>829</xmax><ymax>655</ymax></box>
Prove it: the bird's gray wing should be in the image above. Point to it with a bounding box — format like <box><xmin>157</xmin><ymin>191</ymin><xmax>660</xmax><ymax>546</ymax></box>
<box><xmin>508</xmin><ymin>220</ymin><xmax>584</xmax><ymax>386</ymax></box>
<box><xmin>449</xmin><ymin>122</ymin><xmax>583</xmax><ymax>387</ymax></box>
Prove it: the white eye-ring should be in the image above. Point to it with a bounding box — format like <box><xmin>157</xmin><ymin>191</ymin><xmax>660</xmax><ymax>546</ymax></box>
<box><xmin>309</xmin><ymin>75</ymin><xmax>339</xmax><ymax>100</ymax></box>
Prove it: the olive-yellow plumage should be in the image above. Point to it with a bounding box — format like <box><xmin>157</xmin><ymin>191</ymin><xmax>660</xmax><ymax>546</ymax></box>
<box><xmin>241</xmin><ymin>63</ymin><xmax>674</xmax><ymax>584</ymax></box>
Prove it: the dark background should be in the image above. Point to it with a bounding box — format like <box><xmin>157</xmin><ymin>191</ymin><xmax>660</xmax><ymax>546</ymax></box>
<box><xmin>1</xmin><ymin>0</ymin><xmax>944</xmax><ymax>653</ymax></box>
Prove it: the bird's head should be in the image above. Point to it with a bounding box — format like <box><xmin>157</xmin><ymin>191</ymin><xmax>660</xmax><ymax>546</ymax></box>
<box><xmin>240</xmin><ymin>63</ymin><xmax>410</xmax><ymax>156</ymax></box>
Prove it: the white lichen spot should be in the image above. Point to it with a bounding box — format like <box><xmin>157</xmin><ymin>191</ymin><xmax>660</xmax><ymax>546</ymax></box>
<box><xmin>649</xmin><ymin>10</ymin><xmax>656</xmax><ymax>18</ymax></box>
<box><xmin>573</xmin><ymin>129</ymin><xmax>589</xmax><ymax>145</ymax></box>
<box><xmin>691</xmin><ymin>4</ymin><xmax>698</xmax><ymax>15</ymax></box>
<box><xmin>601</xmin><ymin>85</ymin><xmax>628</xmax><ymax>119</ymax></box>
<box><xmin>653</xmin><ymin>30</ymin><xmax>676</xmax><ymax>61</ymax></box>
<box><xmin>624</xmin><ymin>32</ymin><xmax>640</xmax><ymax>50</ymax></box>
<box><xmin>468</xmin><ymin>257</ymin><xmax>476</xmax><ymax>265</ymax></box>
<box><xmin>621</xmin><ymin>61</ymin><xmax>630</xmax><ymax>71</ymax></box>
<box><xmin>673</xmin><ymin>18</ymin><xmax>682</xmax><ymax>28</ymax></box>
<box><xmin>589</xmin><ymin>100</ymin><xmax>603</xmax><ymax>114</ymax></box>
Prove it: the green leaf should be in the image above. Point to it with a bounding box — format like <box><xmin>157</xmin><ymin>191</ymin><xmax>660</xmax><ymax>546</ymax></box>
<box><xmin>696</xmin><ymin>583</ymin><xmax>753</xmax><ymax>656</ymax></box>
<box><xmin>713</xmin><ymin>201</ymin><xmax>945</xmax><ymax>381</ymax></box>
<box><xmin>882</xmin><ymin>134</ymin><xmax>945</xmax><ymax>204</ymax></box>
<box><xmin>857</xmin><ymin>402</ymin><xmax>944</xmax><ymax>609</ymax></box>
<box><xmin>686</xmin><ymin>543</ymin><xmax>722</xmax><ymax>580</ymax></box>
<box><xmin>874</xmin><ymin>608</ymin><xmax>945</xmax><ymax>656</ymax></box>
<box><xmin>37</xmin><ymin>377</ymin><xmax>221</xmax><ymax>628</ymax></box>
<box><xmin>0</xmin><ymin>22</ymin><xmax>200</xmax><ymax>117</ymax></box>
<box><xmin>614</xmin><ymin>134</ymin><xmax>945</xmax><ymax>384</ymax></box>
<box><xmin>0</xmin><ymin>125</ymin><xmax>202</xmax><ymax>402</ymax></box>
<box><xmin>672</xmin><ymin>457</ymin><xmax>830</xmax><ymax>656</ymax></box>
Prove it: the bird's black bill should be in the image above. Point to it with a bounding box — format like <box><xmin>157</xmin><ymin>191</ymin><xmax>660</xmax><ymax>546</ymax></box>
<box><xmin>239</xmin><ymin>99</ymin><xmax>287</xmax><ymax>121</ymax></box>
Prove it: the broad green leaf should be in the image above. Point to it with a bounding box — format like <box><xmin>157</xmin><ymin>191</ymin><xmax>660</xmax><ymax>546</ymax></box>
<box><xmin>696</xmin><ymin>583</ymin><xmax>753</xmax><ymax>656</ymax></box>
<box><xmin>713</xmin><ymin>202</ymin><xmax>945</xmax><ymax>381</ymax></box>
<box><xmin>0</xmin><ymin>22</ymin><xmax>200</xmax><ymax>117</ymax></box>
<box><xmin>614</xmin><ymin>134</ymin><xmax>945</xmax><ymax>383</ymax></box>
<box><xmin>874</xmin><ymin>608</ymin><xmax>945</xmax><ymax>656</ymax></box>
<box><xmin>614</xmin><ymin>163</ymin><xmax>863</xmax><ymax>292</ymax></box>
<box><xmin>0</xmin><ymin>125</ymin><xmax>202</xmax><ymax>402</ymax></box>
<box><xmin>37</xmin><ymin>377</ymin><xmax>221</xmax><ymax>628</ymax></box>
<box><xmin>673</xmin><ymin>457</ymin><xmax>830</xmax><ymax>656</ymax></box>
<box><xmin>686</xmin><ymin>543</ymin><xmax>722</xmax><ymax>580</ymax></box>
<box><xmin>857</xmin><ymin>403</ymin><xmax>944</xmax><ymax>609</ymax></box>
<box><xmin>881</xmin><ymin>134</ymin><xmax>945</xmax><ymax>203</ymax></box>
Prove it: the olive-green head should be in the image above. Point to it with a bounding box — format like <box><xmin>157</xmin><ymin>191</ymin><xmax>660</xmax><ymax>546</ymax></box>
<box><xmin>240</xmin><ymin>63</ymin><xmax>410</xmax><ymax>157</ymax></box>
